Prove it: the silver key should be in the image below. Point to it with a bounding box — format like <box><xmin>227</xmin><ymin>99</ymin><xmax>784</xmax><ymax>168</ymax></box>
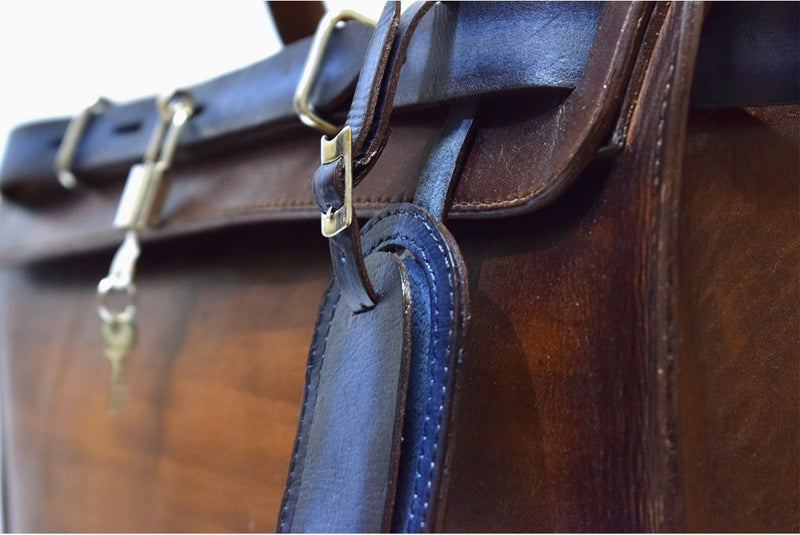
<box><xmin>101</xmin><ymin>317</ymin><xmax>136</xmax><ymax>411</ymax></box>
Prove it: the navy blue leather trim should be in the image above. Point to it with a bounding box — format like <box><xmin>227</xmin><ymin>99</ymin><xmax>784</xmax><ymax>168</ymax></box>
<box><xmin>359</xmin><ymin>204</ymin><xmax>469</xmax><ymax>532</ymax></box>
<box><xmin>279</xmin><ymin>203</ymin><xmax>468</xmax><ymax>533</ymax></box>
<box><xmin>278</xmin><ymin>250</ymin><xmax>413</xmax><ymax>533</ymax></box>
<box><xmin>277</xmin><ymin>278</ymin><xmax>341</xmax><ymax>532</ymax></box>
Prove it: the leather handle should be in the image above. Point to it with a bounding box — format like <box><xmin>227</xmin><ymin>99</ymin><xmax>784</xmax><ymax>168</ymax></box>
<box><xmin>266</xmin><ymin>1</ymin><xmax>325</xmax><ymax>45</ymax></box>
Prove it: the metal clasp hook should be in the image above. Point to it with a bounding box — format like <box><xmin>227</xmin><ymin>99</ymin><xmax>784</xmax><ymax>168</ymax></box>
<box><xmin>97</xmin><ymin>230</ymin><xmax>140</xmax><ymax>323</ymax></box>
<box><xmin>113</xmin><ymin>91</ymin><xmax>194</xmax><ymax>230</ymax></box>
<box><xmin>97</xmin><ymin>90</ymin><xmax>194</xmax><ymax>322</ymax></box>
<box><xmin>320</xmin><ymin>126</ymin><xmax>354</xmax><ymax>237</ymax></box>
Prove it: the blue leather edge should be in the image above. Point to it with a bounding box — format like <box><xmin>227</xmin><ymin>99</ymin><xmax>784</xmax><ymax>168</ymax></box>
<box><xmin>276</xmin><ymin>278</ymin><xmax>340</xmax><ymax>532</ymax></box>
<box><xmin>360</xmin><ymin>203</ymin><xmax>469</xmax><ymax>532</ymax></box>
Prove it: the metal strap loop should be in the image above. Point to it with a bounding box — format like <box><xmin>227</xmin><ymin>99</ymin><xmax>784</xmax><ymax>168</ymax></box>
<box><xmin>54</xmin><ymin>96</ymin><xmax>111</xmax><ymax>189</ymax></box>
<box><xmin>294</xmin><ymin>10</ymin><xmax>376</xmax><ymax>136</ymax></box>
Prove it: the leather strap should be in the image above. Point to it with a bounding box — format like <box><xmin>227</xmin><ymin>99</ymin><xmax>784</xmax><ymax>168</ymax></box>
<box><xmin>278</xmin><ymin>251</ymin><xmax>413</xmax><ymax>533</ymax></box>
<box><xmin>2</xmin><ymin>2</ymin><xmax>796</xmax><ymax>204</ymax></box>
<box><xmin>0</xmin><ymin>2</ymin><xmax>601</xmax><ymax>203</ymax></box>
<box><xmin>451</xmin><ymin>1</ymin><xmax>653</xmax><ymax>216</ymax></box>
<box><xmin>280</xmin><ymin>17</ymin><xmax>476</xmax><ymax>523</ymax></box>
<box><xmin>278</xmin><ymin>203</ymin><xmax>470</xmax><ymax>533</ymax></box>
<box><xmin>312</xmin><ymin>2</ymin><xmax>438</xmax><ymax>312</ymax></box>
<box><xmin>690</xmin><ymin>2</ymin><xmax>799</xmax><ymax>107</ymax></box>
<box><xmin>414</xmin><ymin>102</ymin><xmax>478</xmax><ymax>221</ymax></box>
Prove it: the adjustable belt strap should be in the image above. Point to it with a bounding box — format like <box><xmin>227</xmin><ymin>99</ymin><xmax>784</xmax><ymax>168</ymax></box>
<box><xmin>0</xmin><ymin>2</ymin><xmax>601</xmax><ymax>202</ymax></box>
<box><xmin>311</xmin><ymin>2</ymin><xmax>437</xmax><ymax>312</ymax></box>
<box><xmin>2</xmin><ymin>2</ymin><xmax>796</xmax><ymax>204</ymax></box>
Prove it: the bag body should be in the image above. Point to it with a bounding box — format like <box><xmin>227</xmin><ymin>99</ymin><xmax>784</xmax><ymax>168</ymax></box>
<box><xmin>1</xmin><ymin>2</ymin><xmax>797</xmax><ymax>532</ymax></box>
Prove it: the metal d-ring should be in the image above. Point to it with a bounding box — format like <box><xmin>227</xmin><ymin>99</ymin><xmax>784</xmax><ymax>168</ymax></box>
<box><xmin>294</xmin><ymin>10</ymin><xmax>375</xmax><ymax>137</ymax></box>
<box><xmin>55</xmin><ymin>96</ymin><xmax>111</xmax><ymax>189</ymax></box>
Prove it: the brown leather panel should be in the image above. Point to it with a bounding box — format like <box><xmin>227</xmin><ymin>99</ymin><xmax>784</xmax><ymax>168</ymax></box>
<box><xmin>0</xmin><ymin>222</ymin><xmax>327</xmax><ymax>532</ymax></box>
<box><xmin>2</xmin><ymin>2</ymin><xmax>794</xmax><ymax>532</ymax></box>
<box><xmin>450</xmin><ymin>2</ymin><xmax>650</xmax><ymax>216</ymax></box>
<box><xmin>675</xmin><ymin>105</ymin><xmax>800</xmax><ymax>531</ymax></box>
<box><xmin>0</xmin><ymin>111</ymin><xmax>445</xmax><ymax>265</ymax></box>
<box><xmin>440</xmin><ymin>3</ymin><xmax>706</xmax><ymax>530</ymax></box>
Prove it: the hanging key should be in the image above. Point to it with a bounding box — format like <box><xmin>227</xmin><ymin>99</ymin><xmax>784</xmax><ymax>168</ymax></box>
<box><xmin>95</xmin><ymin>90</ymin><xmax>193</xmax><ymax>409</ymax></box>
<box><xmin>101</xmin><ymin>316</ymin><xmax>136</xmax><ymax>412</ymax></box>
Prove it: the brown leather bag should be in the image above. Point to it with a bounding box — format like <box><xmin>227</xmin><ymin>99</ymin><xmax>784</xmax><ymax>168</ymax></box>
<box><xmin>1</xmin><ymin>2</ymin><xmax>797</xmax><ymax>532</ymax></box>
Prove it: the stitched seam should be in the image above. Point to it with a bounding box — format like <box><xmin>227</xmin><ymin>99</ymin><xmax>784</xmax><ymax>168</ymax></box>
<box><xmin>452</xmin><ymin>182</ymin><xmax>548</xmax><ymax>210</ymax></box>
<box><xmin>362</xmin><ymin>206</ymin><xmax>455</xmax><ymax>530</ymax></box>
<box><xmin>278</xmin><ymin>283</ymin><xmax>341</xmax><ymax>531</ymax></box>
<box><xmin>652</xmin><ymin>56</ymin><xmax>677</xmax><ymax>526</ymax></box>
<box><xmin>165</xmin><ymin>196</ymin><xmax>414</xmax><ymax>226</ymax></box>
<box><xmin>282</xmin><ymin>205</ymin><xmax>456</xmax><ymax>531</ymax></box>
<box><xmin>653</xmin><ymin>62</ymin><xmax>674</xmax><ymax>185</ymax></box>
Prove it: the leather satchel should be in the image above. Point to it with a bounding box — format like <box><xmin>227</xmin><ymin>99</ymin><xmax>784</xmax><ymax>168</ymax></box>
<box><xmin>1</xmin><ymin>2</ymin><xmax>797</xmax><ymax>532</ymax></box>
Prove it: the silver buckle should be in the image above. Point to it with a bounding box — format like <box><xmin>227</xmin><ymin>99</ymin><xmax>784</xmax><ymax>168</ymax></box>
<box><xmin>320</xmin><ymin>126</ymin><xmax>354</xmax><ymax>237</ymax></box>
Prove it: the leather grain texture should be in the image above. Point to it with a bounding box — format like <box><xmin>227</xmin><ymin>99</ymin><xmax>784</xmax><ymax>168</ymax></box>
<box><xmin>3</xmin><ymin>2</ymin><xmax>795</xmax><ymax>204</ymax></box>
<box><xmin>675</xmin><ymin>105</ymin><xmax>800</xmax><ymax>531</ymax></box>
<box><xmin>0</xmin><ymin>222</ymin><xmax>328</xmax><ymax>532</ymax></box>
<box><xmin>2</xmin><ymin>3</ymin><xmax>798</xmax><ymax>265</ymax></box>
<box><xmin>357</xmin><ymin>204</ymin><xmax>469</xmax><ymax>532</ymax></box>
<box><xmin>1</xmin><ymin>1</ymin><xmax>798</xmax><ymax>532</ymax></box>
<box><xmin>0</xmin><ymin>2</ymin><xmax>600</xmax><ymax>203</ymax></box>
<box><xmin>0</xmin><ymin>2</ymin><xmax>640</xmax><ymax>265</ymax></box>
<box><xmin>440</xmin><ymin>2</ymin><xmax>706</xmax><ymax>530</ymax></box>
<box><xmin>690</xmin><ymin>2</ymin><xmax>800</xmax><ymax>107</ymax></box>
<box><xmin>279</xmin><ymin>251</ymin><xmax>412</xmax><ymax>533</ymax></box>
<box><xmin>278</xmin><ymin>203</ymin><xmax>469</xmax><ymax>532</ymax></box>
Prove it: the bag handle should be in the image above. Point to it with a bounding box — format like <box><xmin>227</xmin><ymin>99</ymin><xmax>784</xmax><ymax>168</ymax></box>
<box><xmin>266</xmin><ymin>1</ymin><xmax>325</xmax><ymax>44</ymax></box>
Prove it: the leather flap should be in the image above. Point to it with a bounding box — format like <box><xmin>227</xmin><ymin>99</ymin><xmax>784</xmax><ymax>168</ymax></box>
<box><xmin>2</xmin><ymin>2</ymin><xmax>795</xmax><ymax>265</ymax></box>
<box><xmin>0</xmin><ymin>2</ymin><xmax>641</xmax><ymax>265</ymax></box>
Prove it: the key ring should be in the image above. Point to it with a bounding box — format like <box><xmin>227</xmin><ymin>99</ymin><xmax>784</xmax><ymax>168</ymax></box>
<box><xmin>97</xmin><ymin>230</ymin><xmax>139</xmax><ymax>324</ymax></box>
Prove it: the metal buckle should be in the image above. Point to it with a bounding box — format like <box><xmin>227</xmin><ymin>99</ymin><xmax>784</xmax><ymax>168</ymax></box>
<box><xmin>320</xmin><ymin>126</ymin><xmax>353</xmax><ymax>237</ymax></box>
<box><xmin>54</xmin><ymin>96</ymin><xmax>111</xmax><ymax>189</ymax></box>
<box><xmin>294</xmin><ymin>10</ymin><xmax>375</xmax><ymax>137</ymax></box>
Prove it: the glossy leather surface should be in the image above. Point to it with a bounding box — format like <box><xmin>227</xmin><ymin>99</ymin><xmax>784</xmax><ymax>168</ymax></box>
<box><xmin>312</xmin><ymin>2</ymin><xmax>433</xmax><ymax>312</ymax></box>
<box><xmin>279</xmin><ymin>204</ymin><xmax>468</xmax><ymax>532</ymax></box>
<box><xmin>413</xmin><ymin>102</ymin><xmax>476</xmax><ymax>221</ymax></box>
<box><xmin>691</xmin><ymin>2</ymin><xmax>800</xmax><ymax>107</ymax></box>
<box><xmin>0</xmin><ymin>3</ymin><xmax>647</xmax><ymax>266</ymax></box>
<box><xmin>278</xmin><ymin>251</ymin><xmax>412</xmax><ymax>533</ymax></box>
<box><xmin>0</xmin><ymin>2</ymin><xmax>599</xmax><ymax>202</ymax></box>
<box><xmin>358</xmin><ymin>205</ymin><xmax>468</xmax><ymax>532</ymax></box>
<box><xmin>1</xmin><ymin>1</ymin><xmax>798</xmax><ymax>532</ymax></box>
